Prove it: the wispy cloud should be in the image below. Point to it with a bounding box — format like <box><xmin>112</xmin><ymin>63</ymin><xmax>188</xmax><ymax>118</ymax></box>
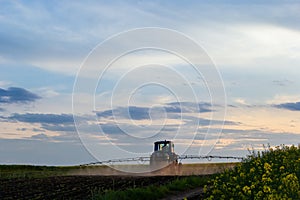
<box><xmin>272</xmin><ymin>79</ymin><xmax>294</xmax><ymax>87</ymax></box>
<box><xmin>7</xmin><ymin>113</ymin><xmax>74</xmax><ymax>124</ymax></box>
<box><xmin>96</xmin><ymin>102</ymin><xmax>213</xmax><ymax>120</ymax></box>
<box><xmin>97</xmin><ymin>106</ymin><xmax>151</xmax><ymax>121</ymax></box>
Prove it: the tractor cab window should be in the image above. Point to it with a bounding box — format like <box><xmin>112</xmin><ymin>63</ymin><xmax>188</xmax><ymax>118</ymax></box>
<box><xmin>161</xmin><ymin>143</ymin><xmax>169</xmax><ymax>151</ymax></box>
<box><xmin>158</xmin><ymin>143</ymin><xmax>169</xmax><ymax>151</ymax></box>
<box><xmin>155</xmin><ymin>142</ymin><xmax>170</xmax><ymax>151</ymax></box>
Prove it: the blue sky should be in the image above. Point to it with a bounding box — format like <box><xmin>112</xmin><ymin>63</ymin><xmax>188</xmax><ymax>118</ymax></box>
<box><xmin>0</xmin><ymin>0</ymin><xmax>300</xmax><ymax>165</ymax></box>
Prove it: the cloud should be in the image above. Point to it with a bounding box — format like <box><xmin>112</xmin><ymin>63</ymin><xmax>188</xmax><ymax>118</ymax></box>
<box><xmin>7</xmin><ymin>113</ymin><xmax>74</xmax><ymax>124</ymax></box>
<box><xmin>41</xmin><ymin>123</ymin><xmax>76</xmax><ymax>132</ymax></box>
<box><xmin>3</xmin><ymin>113</ymin><xmax>80</xmax><ymax>137</ymax></box>
<box><xmin>272</xmin><ymin>79</ymin><xmax>293</xmax><ymax>87</ymax></box>
<box><xmin>0</xmin><ymin>87</ymin><xmax>40</xmax><ymax>104</ymax></box>
<box><xmin>93</xmin><ymin>101</ymin><xmax>230</xmax><ymax>144</ymax></box>
<box><xmin>99</xmin><ymin>124</ymin><xmax>124</xmax><ymax>135</ymax></box>
<box><xmin>1</xmin><ymin>1</ymin><xmax>300</xmax><ymax>78</ymax></box>
<box><xmin>16</xmin><ymin>127</ymin><xmax>27</xmax><ymax>131</ymax></box>
<box><xmin>32</xmin><ymin>128</ymin><xmax>45</xmax><ymax>132</ymax></box>
<box><xmin>165</xmin><ymin>102</ymin><xmax>212</xmax><ymax>113</ymax></box>
<box><xmin>96</xmin><ymin>102</ymin><xmax>213</xmax><ymax>121</ymax></box>
<box><xmin>275</xmin><ymin>102</ymin><xmax>300</xmax><ymax>111</ymax></box>
<box><xmin>234</xmin><ymin>98</ymin><xmax>248</xmax><ymax>105</ymax></box>
<box><xmin>31</xmin><ymin>133</ymin><xmax>49</xmax><ymax>140</ymax></box>
<box><xmin>28</xmin><ymin>131</ymin><xmax>79</xmax><ymax>143</ymax></box>
<box><xmin>97</xmin><ymin>106</ymin><xmax>151</xmax><ymax>120</ymax></box>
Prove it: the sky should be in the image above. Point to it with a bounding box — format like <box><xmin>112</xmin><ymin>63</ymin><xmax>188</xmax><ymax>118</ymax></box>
<box><xmin>0</xmin><ymin>0</ymin><xmax>300</xmax><ymax>165</ymax></box>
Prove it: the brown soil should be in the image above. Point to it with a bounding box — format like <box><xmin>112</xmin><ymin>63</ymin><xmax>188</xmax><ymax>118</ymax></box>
<box><xmin>0</xmin><ymin>163</ymin><xmax>237</xmax><ymax>199</ymax></box>
<box><xmin>0</xmin><ymin>175</ymin><xmax>183</xmax><ymax>200</ymax></box>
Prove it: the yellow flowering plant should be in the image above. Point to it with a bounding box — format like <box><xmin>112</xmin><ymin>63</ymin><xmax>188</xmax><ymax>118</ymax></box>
<box><xmin>203</xmin><ymin>144</ymin><xmax>300</xmax><ymax>199</ymax></box>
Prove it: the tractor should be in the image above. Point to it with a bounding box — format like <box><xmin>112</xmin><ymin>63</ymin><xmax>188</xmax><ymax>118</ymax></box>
<box><xmin>150</xmin><ymin>140</ymin><xmax>179</xmax><ymax>171</ymax></box>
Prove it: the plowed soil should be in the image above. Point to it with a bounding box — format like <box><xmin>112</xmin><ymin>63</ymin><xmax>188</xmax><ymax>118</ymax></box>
<box><xmin>0</xmin><ymin>175</ymin><xmax>181</xmax><ymax>200</ymax></box>
<box><xmin>0</xmin><ymin>163</ymin><xmax>238</xmax><ymax>199</ymax></box>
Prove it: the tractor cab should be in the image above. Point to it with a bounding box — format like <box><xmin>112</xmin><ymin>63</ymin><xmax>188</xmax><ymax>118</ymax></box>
<box><xmin>150</xmin><ymin>140</ymin><xmax>178</xmax><ymax>169</ymax></box>
<box><xmin>154</xmin><ymin>140</ymin><xmax>174</xmax><ymax>153</ymax></box>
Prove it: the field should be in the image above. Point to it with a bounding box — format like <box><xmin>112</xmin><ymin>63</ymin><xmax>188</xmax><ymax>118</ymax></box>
<box><xmin>4</xmin><ymin>144</ymin><xmax>299</xmax><ymax>200</ymax></box>
<box><xmin>0</xmin><ymin>162</ymin><xmax>236</xmax><ymax>199</ymax></box>
<box><xmin>1</xmin><ymin>175</ymin><xmax>186</xmax><ymax>199</ymax></box>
